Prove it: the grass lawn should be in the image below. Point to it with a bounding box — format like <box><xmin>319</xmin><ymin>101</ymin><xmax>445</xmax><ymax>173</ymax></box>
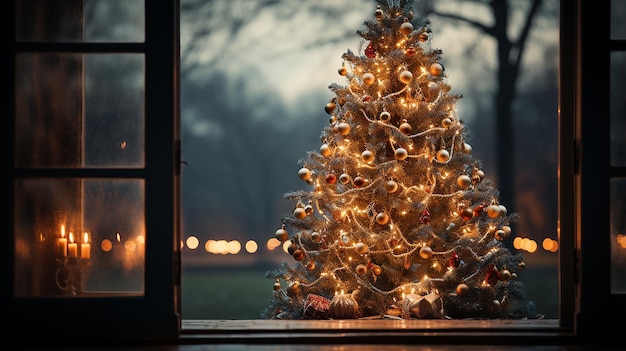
<box><xmin>181</xmin><ymin>263</ymin><xmax>559</xmax><ymax>320</ymax></box>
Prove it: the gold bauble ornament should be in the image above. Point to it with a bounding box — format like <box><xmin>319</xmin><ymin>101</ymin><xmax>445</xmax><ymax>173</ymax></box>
<box><xmin>354</xmin><ymin>242</ymin><xmax>369</xmax><ymax>255</ymax></box>
<box><xmin>374</xmin><ymin>7</ymin><xmax>383</xmax><ymax>20</ymax></box>
<box><xmin>399</xmin><ymin>119</ymin><xmax>412</xmax><ymax>134</ymax></box>
<box><xmin>361</xmin><ymin>150</ymin><xmax>375</xmax><ymax>163</ymax></box>
<box><xmin>375</xmin><ymin>212</ymin><xmax>389</xmax><ymax>225</ymax></box>
<box><xmin>419</xmin><ymin>246</ymin><xmax>433</xmax><ymax>259</ymax></box>
<box><xmin>495</xmin><ymin>229</ymin><xmax>506</xmax><ymax>241</ymax></box>
<box><xmin>336</xmin><ymin>122</ymin><xmax>351</xmax><ymax>135</ymax></box>
<box><xmin>400</xmin><ymin>20</ymin><xmax>414</xmax><ymax>36</ymax></box>
<box><xmin>298</xmin><ymin>167</ymin><xmax>311</xmax><ymax>181</ymax></box>
<box><xmin>293</xmin><ymin>207</ymin><xmax>306</xmax><ymax>219</ymax></box>
<box><xmin>498</xmin><ymin>205</ymin><xmax>508</xmax><ymax>216</ymax></box>
<box><xmin>371</xmin><ymin>264</ymin><xmax>382</xmax><ymax>276</ymax></box>
<box><xmin>306</xmin><ymin>260</ymin><xmax>316</xmax><ymax>270</ymax></box>
<box><xmin>501</xmin><ymin>225</ymin><xmax>512</xmax><ymax>237</ymax></box>
<box><xmin>418</xmin><ymin>32</ymin><xmax>429</xmax><ymax>42</ymax></box>
<box><xmin>442</xmin><ymin>117</ymin><xmax>453</xmax><ymax>128</ymax></box>
<box><xmin>463</xmin><ymin>142</ymin><xmax>473</xmax><ymax>153</ymax></box>
<box><xmin>338</xmin><ymin>65</ymin><xmax>347</xmax><ymax>76</ymax></box>
<box><xmin>329</xmin><ymin>294</ymin><xmax>360</xmax><ymax>319</ymax></box>
<box><xmin>355</xmin><ymin>264</ymin><xmax>367</xmax><ymax>275</ymax></box>
<box><xmin>384</xmin><ymin>180</ymin><xmax>398</xmax><ymax>193</ymax></box>
<box><xmin>490</xmin><ymin>299</ymin><xmax>502</xmax><ymax>313</ymax></box>
<box><xmin>487</xmin><ymin>205</ymin><xmax>501</xmax><ymax>218</ymax></box>
<box><xmin>339</xmin><ymin>173</ymin><xmax>350</xmax><ymax>184</ymax></box>
<box><xmin>273</xmin><ymin>281</ymin><xmax>281</xmax><ymax>291</ymax></box>
<box><xmin>325</xmin><ymin>101</ymin><xmax>335</xmax><ymax>114</ymax></box>
<box><xmin>320</xmin><ymin>143</ymin><xmax>332</xmax><ymax>156</ymax></box>
<box><xmin>429</xmin><ymin>62</ymin><xmax>443</xmax><ymax>76</ymax></box>
<box><xmin>362</xmin><ymin>72</ymin><xmax>375</xmax><ymax>85</ymax></box>
<box><xmin>399</xmin><ymin>70</ymin><xmax>413</xmax><ymax>84</ymax></box>
<box><xmin>286</xmin><ymin>281</ymin><xmax>301</xmax><ymax>297</ymax></box>
<box><xmin>436</xmin><ymin>149</ymin><xmax>450</xmax><ymax>162</ymax></box>
<box><xmin>456</xmin><ymin>283</ymin><xmax>469</xmax><ymax>295</ymax></box>
<box><xmin>310</xmin><ymin>231</ymin><xmax>321</xmax><ymax>242</ymax></box>
<box><xmin>275</xmin><ymin>225</ymin><xmax>288</xmax><ymax>242</ymax></box>
<box><xmin>394</xmin><ymin>147</ymin><xmax>408</xmax><ymax>160</ymax></box>
<box><xmin>304</xmin><ymin>204</ymin><xmax>313</xmax><ymax>215</ymax></box>
<box><xmin>379</xmin><ymin>111</ymin><xmax>391</xmax><ymax>122</ymax></box>
<box><xmin>499</xmin><ymin>269</ymin><xmax>511</xmax><ymax>281</ymax></box>
<box><xmin>457</xmin><ymin>174</ymin><xmax>472</xmax><ymax>189</ymax></box>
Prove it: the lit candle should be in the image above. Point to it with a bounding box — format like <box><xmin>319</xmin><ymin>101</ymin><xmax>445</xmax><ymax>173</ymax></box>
<box><xmin>81</xmin><ymin>232</ymin><xmax>91</xmax><ymax>259</ymax></box>
<box><xmin>68</xmin><ymin>232</ymin><xmax>78</xmax><ymax>258</ymax></box>
<box><xmin>57</xmin><ymin>225</ymin><xmax>67</xmax><ymax>256</ymax></box>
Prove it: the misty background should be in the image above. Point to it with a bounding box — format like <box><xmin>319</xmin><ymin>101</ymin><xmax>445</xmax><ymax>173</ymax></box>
<box><xmin>179</xmin><ymin>0</ymin><xmax>558</xmax><ymax>261</ymax></box>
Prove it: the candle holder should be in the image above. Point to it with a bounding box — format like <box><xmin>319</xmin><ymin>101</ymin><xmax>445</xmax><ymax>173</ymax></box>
<box><xmin>55</xmin><ymin>256</ymin><xmax>91</xmax><ymax>296</ymax></box>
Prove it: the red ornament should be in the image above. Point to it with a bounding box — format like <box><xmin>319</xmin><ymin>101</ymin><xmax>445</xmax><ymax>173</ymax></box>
<box><xmin>420</xmin><ymin>209</ymin><xmax>431</xmax><ymax>224</ymax></box>
<box><xmin>365</xmin><ymin>43</ymin><xmax>376</xmax><ymax>58</ymax></box>
<box><xmin>485</xmin><ymin>265</ymin><xmax>500</xmax><ymax>285</ymax></box>
<box><xmin>353</xmin><ymin>176</ymin><xmax>365</xmax><ymax>188</ymax></box>
<box><xmin>362</xmin><ymin>95</ymin><xmax>372</xmax><ymax>102</ymax></box>
<box><xmin>325</xmin><ymin>173</ymin><xmax>337</xmax><ymax>184</ymax></box>
<box><xmin>406</xmin><ymin>46</ymin><xmax>416</xmax><ymax>57</ymax></box>
<box><xmin>449</xmin><ymin>252</ymin><xmax>460</xmax><ymax>268</ymax></box>
<box><xmin>293</xmin><ymin>249</ymin><xmax>305</xmax><ymax>261</ymax></box>
<box><xmin>473</xmin><ymin>205</ymin><xmax>485</xmax><ymax>217</ymax></box>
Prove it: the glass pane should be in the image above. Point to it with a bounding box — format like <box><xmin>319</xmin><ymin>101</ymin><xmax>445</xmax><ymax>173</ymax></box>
<box><xmin>611</xmin><ymin>0</ymin><xmax>626</xmax><ymax>39</ymax></box>
<box><xmin>611</xmin><ymin>178</ymin><xmax>626</xmax><ymax>293</ymax></box>
<box><xmin>14</xmin><ymin>178</ymin><xmax>145</xmax><ymax>297</ymax></box>
<box><xmin>15</xmin><ymin>53</ymin><xmax>145</xmax><ymax>168</ymax></box>
<box><xmin>16</xmin><ymin>0</ymin><xmax>145</xmax><ymax>42</ymax></box>
<box><xmin>611</xmin><ymin>52</ymin><xmax>626</xmax><ymax>167</ymax></box>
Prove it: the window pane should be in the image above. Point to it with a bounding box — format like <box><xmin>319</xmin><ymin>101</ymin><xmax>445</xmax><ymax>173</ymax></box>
<box><xmin>611</xmin><ymin>178</ymin><xmax>626</xmax><ymax>293</ymax></box>
<box><xmin>611</xmin><ymin>52</ymin><xmax>626</xmax><ymax>167</ymax></box>
<box><xmin>611</xmin><ymin>0</ymin><xmax>626</xmax><ymax>39</ymax></box>
<box><xmin>16</xmin><ymin>0</ymin><xmax>145</xmax><ymax>42</ymax></box>
<box><xmin>15</xmin><ymin>53</ymin><xmax>145</xmax><ymax>168</ymax></box>
<box><xmin>180</xmin><ymin>0</ymin><xmax>559</xmax><ymax>320</ymax></box>
<box><xmin>14</xmin><ymin>178</ymin><xmax>145</xmax><ymax>297</ymax></box>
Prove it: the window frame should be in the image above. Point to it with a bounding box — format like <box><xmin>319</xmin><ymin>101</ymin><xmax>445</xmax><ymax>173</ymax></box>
<box><xmin>3</xmin><ymin>0</ymin><xmax>625</xmax><ymax>344</ymax></box>
<box><xmin>2</xmin><ymin>0</ymin><xmax>181</xmax><ymax>340</ymax></box>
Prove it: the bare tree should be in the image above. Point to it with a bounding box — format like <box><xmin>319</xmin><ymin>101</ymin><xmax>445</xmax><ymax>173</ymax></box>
<box><xmin>416</xmin><ymin>0</ymin><xmax>553</xmax><ymax>211</ymax></box>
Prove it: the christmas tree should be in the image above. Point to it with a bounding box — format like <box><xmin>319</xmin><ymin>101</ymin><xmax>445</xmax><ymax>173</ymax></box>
<box><xmin>263</xmin><ymin>0</ymin><xmax>535</xmax><ymax>320</ymax></box>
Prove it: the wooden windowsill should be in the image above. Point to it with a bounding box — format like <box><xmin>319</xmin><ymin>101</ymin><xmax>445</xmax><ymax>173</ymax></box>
<box><xmin>181</xmin><ymin>319</ymin><xmax>575</xmax><ymax>345</ymax></box>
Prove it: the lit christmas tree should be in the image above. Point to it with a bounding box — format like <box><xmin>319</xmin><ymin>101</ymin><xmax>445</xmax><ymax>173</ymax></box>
<box><xmin>263</xmin><ymin>0</ymin><xmax>535</xmax><ymax>320</ymax></box>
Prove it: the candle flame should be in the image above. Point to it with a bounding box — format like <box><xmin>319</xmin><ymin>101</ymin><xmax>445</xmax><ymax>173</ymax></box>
<box><xmin>61</xmin><ymin>225</ymin><xmax>65</xmax><ymax>238</ymax></box>
<box><xmin>116</xmin><ymin>232</ymin><xmax>121</xmax><ymax>242</ymax></box>
<box><xmin>83</xmin><ymin>232</ymin><xmax>89</xmax><ymax>244</ymax></box>
<box><xmin>69</xmin><ymin>232</ymin><xmax>74</xmax><ymax>243</ymax></box>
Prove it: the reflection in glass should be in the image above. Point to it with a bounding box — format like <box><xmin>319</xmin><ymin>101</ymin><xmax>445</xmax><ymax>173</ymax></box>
<box><xmin>15</xmin><ymin>53</ymin><xmax>145</xmax><ymax>168</ymax></box>
<box><xmin>14</xmin><ymin>178</ymin><xmax>145</xmax><ymax>297</ymax></box>
<box><xmin>611</xmin><ymin>178</ymin><xmax>626</xmax><ymax>293</ymax></box>
<box><xmin>16</xmin><ymin>0</ymin><xmax>145</xmax><ymax>43</ymax></box>
<box><xmin>611</xmin><ymin>0</ymin><xmax>626</xmax><ymax>39</ymax></box>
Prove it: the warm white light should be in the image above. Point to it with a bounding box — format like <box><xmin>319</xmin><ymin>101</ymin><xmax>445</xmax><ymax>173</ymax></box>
<box><xmin>124</xmin><ymin>240</ymin><xmax>137</xmax><ymax>252</ymax></box>
<box><xmin>245</xmin><ymin>240</ymin><xmax>258</xmax><ymax>253</ymax></box>
<box><xmin>227</xmin><ymin>240</ymin><xmax>241</xmax><ymax>254</ymax></box>
<box><xmin>267</xmin><ymin>238</ymin><xmax>281</xmax><ymax>251</ymax></box>
<box><xmin>186</xmin><ymin>236</ymin><xmax>199</xmax><ymax>250</ymax></box>
<box><xmin>282</xmin><ymin>240</ymin><xmax>292</xmax><ymax>253</ymax></box>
